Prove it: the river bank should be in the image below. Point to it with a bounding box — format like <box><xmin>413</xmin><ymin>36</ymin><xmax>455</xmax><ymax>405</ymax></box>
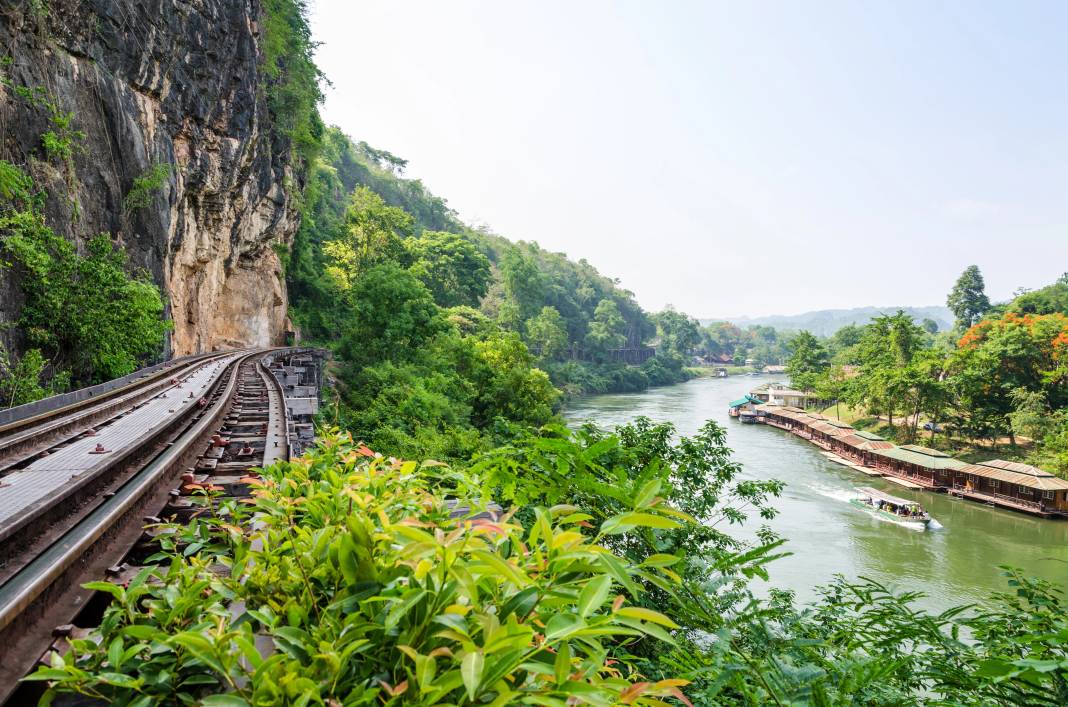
<box><xmin>565</xmin><ymin>375</ymin><xmax>1068</xmax><ymax>613</ymax></box>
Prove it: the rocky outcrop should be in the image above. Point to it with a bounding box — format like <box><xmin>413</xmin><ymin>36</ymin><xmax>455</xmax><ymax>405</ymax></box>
<box><xmin>0</xmin><ymin>0</ymin><xmax>297</xmax><ymax>355</ymax></box>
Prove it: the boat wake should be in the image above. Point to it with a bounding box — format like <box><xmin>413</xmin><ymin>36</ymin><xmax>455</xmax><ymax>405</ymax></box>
<box><xmin>810</xmin><ymin>484</ymin><xmax>856</xmax><ymax>505</ymax></box>
<box><xmin>811</xmin><ymin>483</ymin><xmax>939</xmax><ymax>531</ymax></box>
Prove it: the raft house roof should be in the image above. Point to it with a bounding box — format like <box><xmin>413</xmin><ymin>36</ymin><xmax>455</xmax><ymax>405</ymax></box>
<box><xmin>809</xmin><ymin>421</ymin><xmax>852</xmax><ymax>437</ymax></box>
<box><xmin>869</xmin><ymin>445</ymin><xmax>969</xmax><ymax>470</ymax></box>
<box><xmin>958</xmin><ymin>459</ymin><xmax>1068</xmax><ymax>491</ymax></box>
<box><xmin>836</xmin><ymin>434</ymin><xmax>896</xmax><ymax>451</ymax></box>
<box><xmin>729</xmin><ymin>394</ymin><xmax>765</xmax><ymax>408</ymax></box>
<box><xmin>853</xmin><ymin>430</ymin><xmax>886</xmax><ymax>441</ymax></box>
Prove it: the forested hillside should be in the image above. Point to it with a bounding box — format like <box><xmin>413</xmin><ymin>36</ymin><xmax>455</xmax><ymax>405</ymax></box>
<box><xmin>280</xmin><ymin>125</ymin><xmax>698</xmax><ymax>458</ymax></box>
<box><xmin>710</xmin><ymin>305</ymin><xmax>953</xmax><ymax>336</ymax></box>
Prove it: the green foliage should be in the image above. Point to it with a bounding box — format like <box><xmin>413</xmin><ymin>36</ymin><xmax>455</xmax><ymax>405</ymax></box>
<box><xmin>467</xmin><ymin>332</ymin><xmax>558</xmax><ymax>428</ymax></box>
<box><xmin>337</xmin><ymin>263</ymin><xmax>446</xmax><ymax>371</ymax></box>
<box><xmin>785</xmin><ymin>330</ymin><xmax>829</xmax><ymax>391</ymax></box>
<box><xmin>323</xmin><ymin>186</ymin><xmax>415</xmax><ymax>290</ymax></box>
<box><xmin>122</xmin><ymin>163</ymin><xmax>171</xmax><ymax>213</ymax></box>
<box><xmin>699</xmin><ymin>321</ymin><xmax>791</xmax><ymax>367</ymax></box>
<box><xmin>0</xmin><ymin>75</ymin><xmax>85</xmax><ymax>214</ymax></box>
<box><xmin>1</xmin><ymin>165</ymin><xmax>170</xmax><ymax>385</ymax></box>
<box><xmin>525</xmin><ymin>305</ymin><xmax>568</xmax><ymax>361</ymax></box>
<box><xmin>499</xmin><ymin>250</ymin><xmax>546</xmax><ymax>325</ymax></box>
<box><xmin>0</xmin><ymin>160</ymin><xmax>33</xmax><ymax>202</ymax></box>
<box><xmin>25</xmin><ymin>418</ymin><xmax>1068</xmax><ymax>705</ymax></box>
<box><xmin>0</xmin><ymin>346</ymin><xmax>68</xmax><ymax>407</ymax></box>
<box><xmin>1005</xmin><ymin>276</ymin><xmax>1068</xmax><ymax>316</ymax></box>
<box><xmin>947</xmin><ymin>264</ymin><xmax>992</xmax><ymax>331</ymax></box>
<box><xmin>585</xmin><ymin>299</ymin><xmax>628</xmax><ymax>361</ymax></box>
<box><xmin>32</xmin><ymin>432</ymin><xmax>690</xmax><ymax>705</ymax></box>
<box><xmin>653</xmin><ymin>310</ymin><xmax>701</xmax><ymax>357</ymax></box>
<box><xmin>1</xmin><ymin>218</ymin><xmax>169</xmax><ymax>383</ymax></box>
<box><xmin>261</xmin><ymin>0</ymin><xmax>325</xmax><ymax>162</ymax></box>
<box><xmin>949</xmin><ymin>312</ymin><xmax>1068</xmax><ymax>446</ymax></box>
<box><xmin>407</xmin><ymin>230</ymin><xmax>491</xmax><ymax>308</ymax></box>
<box><xmin>288</xmin><ymin>127</ymin><xmax>674</xmax><ymax>398</ymax></box>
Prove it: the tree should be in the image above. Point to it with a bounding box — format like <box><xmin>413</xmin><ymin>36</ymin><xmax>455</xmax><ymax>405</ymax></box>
<box><xmin>468</xmin><ymin>332</ymin><xmax>559</xmax><ymax>427</ymax></box>
<box><xmin>949</xmin><ymin>312</ymin><xmax>1068</xmax><ymax>446</ymax></box>
<box><xmin>338</xmin><ymin>263</ymin><xmax>446</xmax><ymax>370</ymax></box>
<box><xmin>499</xmin><ymin>250</ymin><xmax>545</xmax><ymax>323</ymax></box>
<box><xmin>828</xmin><ymin>323</ymin><xmax>863</xmax><ymax>350</ymax></box>
<box><xmin>850</xmin><ymin>312</ymin><xmax>929</xmax><ymax>431</ymax></box>
<box><xmin>1007</xmin><ymin>387</ymin><xmax>1049</xmax><ymax>442</ymax></box>
<box><xmin>322</xmin><ymin>186</ymin><xmax>413</xmax><ymax>290</ymax></box>
<box><xmin>947</xmin><ymin>265</ymin><xmax>991</xmax><ymax>331</ymax></box>
<box><xmin>654</xmin><ymin>310</ymin><xmax>701</xmax><ymax>357</ymax></box>
<box><xmin>525</xmin><ymin>306</ymin><xmax>568</xmax><ymax>361</ymax></box>
<box><xmin>406</xmin><ymin>230</ymin><xmax>491</xmax><ymax>308</ymax></box>
<box><xmin>921</xmin><ymin>317</ymin><xmax>939</xmax><ymax>335</ymax></box>
<box><xmin>584</xmin><ymin>299</ymin><xmax>627</xmax><ymax>361</ymax></box>
<box><xmin>786</xmin><ymin>330</ymin><xmax>829</xmax><ymax>391</ymax></box>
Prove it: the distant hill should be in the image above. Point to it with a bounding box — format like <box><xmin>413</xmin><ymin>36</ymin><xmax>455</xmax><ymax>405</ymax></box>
<box><xmin>701</xmin><ymin>306</ymin><xmax>954</xmax><ymax>337</ymax></box>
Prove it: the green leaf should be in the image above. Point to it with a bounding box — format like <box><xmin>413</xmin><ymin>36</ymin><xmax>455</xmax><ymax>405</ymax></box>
<box><xmin>461</xmin><ymin>651</ymin><xmax>484</xmax><ymax>700</ymax></box>
<box><xmin>385</xmin><ymin>589</ymin><xmax>427</xmax><ymax>630</ymax></box>
<box><xmin>107</xmin><ymin>637</ymin><xmax>123</xmax><ymax>669</ymax></box>
<box><xmin>553</xmin><ymin>641</ymin><xmax>571</xmax><ymax>684</ymax></box>
<box><xmin>500</xmin><ymin>586</ymin><xmax>539</xmax><ymax>620</ymax></box>
<box><xmin>97</xmin><ymin>672</ymin><xmax>142</xmax><ymax>688</ymax></box>
<box><xmin>544</xmin><ymin>613</ymin><xmax>585</xmax><ymax>642</ymax></box>
<box><xmin>600</xmin><ymin>511</ymin><xmax>681</xmax><ymax>535</ymax></box>
<box><xmin>200</xmin><ymin>696</ymin><xmax>251</xmax><ymax>707</ymax></box>
<box><xmin>641</xmin><ymin>553</ymin><xmax>682</xmax><ymax>568</ymax></box>
<box><xmin>633</xmin><ymin>479</ymin><xmax>661</xmax><ymax>509</ymax></box>
<box><xmin>171</xmin><ymin>632</ymin><xmax>226</xmax><ymax>673</ymax></box>
<box><xmin>21</xmin><ymin>668</ymin><xmax>71</xmax><ymax>681</ymax></box>
<box><xmin>616</xmin><ymin>606</ymin><xmax>679</xmax><ymax>628</ymax></box>
<box><xmin>577</xmin><ymin>575</ymin><xmax>612</xmax><ymax>618</ymax></box>
<box><xmin>82</xmin><ymin>581</ymin><xmax>124</xmax><ymax>599</ymax></box>
<box><xmin>471</xmin><ymin>550</ymin><xmax>527</xmax><ymax>586</ymax></box>
<box><xmin>121</xmin><ymin>624</ymin><xmax>159</xmax><ymax>640</ymax></box>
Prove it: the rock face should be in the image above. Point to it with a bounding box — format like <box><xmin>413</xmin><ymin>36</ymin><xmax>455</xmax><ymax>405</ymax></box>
<box><xmin>0</xmin><ymin>0</ymin><xmax>297</xmax><ymax>356</ymax></box>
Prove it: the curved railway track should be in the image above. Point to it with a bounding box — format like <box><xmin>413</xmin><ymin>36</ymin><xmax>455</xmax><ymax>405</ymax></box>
<box><xmin>0</xmin><ymin>349</ymin><xmax>304</xmax><ymax>703</ymax></box>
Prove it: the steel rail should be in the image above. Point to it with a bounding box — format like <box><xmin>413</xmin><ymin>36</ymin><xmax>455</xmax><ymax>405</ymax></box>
<box><xmin>0</xmin><ymin>351</ymin><xmax>241</xmax><ymax>468</ymax></box>
<box><xmin>0</xmin><ymin>352</ymin><xmax>256</xmax><ymax>634</ymax></box>
<box><xmin>0</xmin><ymin>351</ymin><xmax>229</xmax><ymax>436</ymax></box>
<box><xmin>258</xmin><ymin>353</ymin><xmax>291</xmax><ymax>463</ymax></box>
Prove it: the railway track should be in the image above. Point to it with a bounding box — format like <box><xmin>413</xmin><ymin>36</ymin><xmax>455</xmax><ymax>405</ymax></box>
<box><xmin>0</xmin><ymin>349</ymin><xmax>304</xmax><ymax>704</ymax></box>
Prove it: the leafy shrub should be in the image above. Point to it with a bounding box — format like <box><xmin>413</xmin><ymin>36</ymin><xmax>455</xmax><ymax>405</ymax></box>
<box><xmin>0</xmin><ymin>346</ymin><xmax>68</xmax><ymax>407</ymax></box>
<box><xmin>123</xmin><ymin>163</ymin><xmax>171</xmax><ymax>213</ymax></box>
<box><xmin>0</xmin><ymin>160</ymin><xmax>33</xmax><ymax>202</ymax></box>
<box><xmin>31</xmin><ymin>431</ymin><xmax>693</xmax><ymax>705</ymax></box>
<box><xmin>0</xmin><ymin>210</ymin><xmax>170</xmax><ymax>383</ymax></box>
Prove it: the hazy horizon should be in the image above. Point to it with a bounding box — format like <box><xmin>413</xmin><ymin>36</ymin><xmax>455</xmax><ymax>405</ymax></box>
<box><xmin>310</xmin><ymin>1</ymin><xmax>1068</xmax><ymax>318</ymax></box>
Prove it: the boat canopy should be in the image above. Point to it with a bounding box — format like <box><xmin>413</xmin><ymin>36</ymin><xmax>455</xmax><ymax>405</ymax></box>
<box><xmin>856</xmin><ymin>486</ymin><xmax>921</xmax><ymax>507</ymax></box>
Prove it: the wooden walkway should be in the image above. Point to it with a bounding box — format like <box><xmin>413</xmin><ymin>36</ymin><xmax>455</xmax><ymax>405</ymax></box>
<box><xmin>949</xmin><ymin>488</ymin><xmax>1065</xmax><ymax>518</ymax></box>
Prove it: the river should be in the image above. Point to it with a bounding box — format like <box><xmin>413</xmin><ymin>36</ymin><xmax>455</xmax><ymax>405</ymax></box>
<box><xmin>565</xmin><ymin>375</ymin><xmax>1068</xmax><ymax>613</ymax></box>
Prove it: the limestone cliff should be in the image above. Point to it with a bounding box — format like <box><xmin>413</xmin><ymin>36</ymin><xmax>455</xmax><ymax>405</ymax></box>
<box><xmin>0</xmin><ymin>0</ymin><xmax>298</xmax><ymax>355</ymax></box>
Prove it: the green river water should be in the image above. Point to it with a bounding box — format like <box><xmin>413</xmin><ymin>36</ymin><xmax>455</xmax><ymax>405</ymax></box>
<box><xmin>565</xmin><ymin>375</ymin><xmax>1068</xmax><ymax>613</ymax></box>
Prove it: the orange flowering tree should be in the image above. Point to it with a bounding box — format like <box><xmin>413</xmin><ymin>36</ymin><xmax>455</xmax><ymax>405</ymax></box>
<box><xmin>949</xmin><ymin>312</ymin><xmax>1068</xmax><ymax>443</ymax></box>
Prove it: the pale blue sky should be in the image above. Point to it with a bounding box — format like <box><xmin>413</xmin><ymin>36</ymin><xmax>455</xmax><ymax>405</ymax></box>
<box><xmin>310</xmin><ymin>1</ymin><xmax>1068</xmax><ymax>317</ymax></box>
